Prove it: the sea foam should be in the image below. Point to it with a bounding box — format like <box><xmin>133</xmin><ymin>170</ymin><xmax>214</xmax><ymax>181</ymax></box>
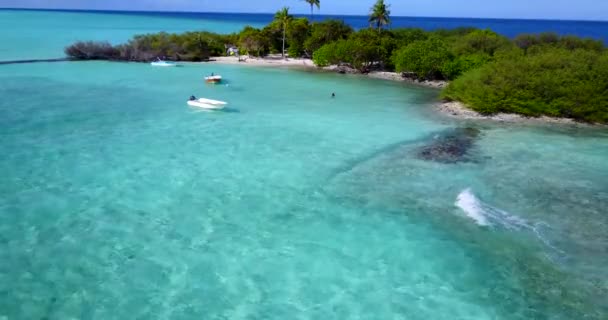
<box><xmin>455</xmin><ymin>188</ymin><xmax>527</xmax><ymax>229</ymax></box>
<box><xmin>455</xmin><ymin>188</ymin><xmax>564</xmax><ymax>256</ymax></box>
<box><xmin>455</xmin><ymin>188</ymin><xmax>491</xmax><ymax>226</ymax></box>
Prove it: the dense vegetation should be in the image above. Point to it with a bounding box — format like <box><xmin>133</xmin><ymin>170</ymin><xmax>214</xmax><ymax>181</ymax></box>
<box><xmin>65</xmin><ymin>0</ymin><xmax>607</xmax><ymax>123</ymax></box>
<box><xmin>442</xmin><ymin>47</ymin><xmax>608</xmax><ymax>123</ymax></box>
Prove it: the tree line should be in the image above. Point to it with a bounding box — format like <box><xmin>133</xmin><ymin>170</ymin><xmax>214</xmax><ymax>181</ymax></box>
<box><xmin>64</xmin><ymin>0</ymin><xmax>392</xmax><ymax>62</ymax></box>
<box><xmin>65</xmin><ymin>0</ymin><xmax>607</xmax><ymax>123</ymax></box>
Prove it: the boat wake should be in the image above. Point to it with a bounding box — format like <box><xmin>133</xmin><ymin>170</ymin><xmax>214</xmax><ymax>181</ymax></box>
<box><xmin>455</xmin><ymin>188</ymin><xmax>564</xmax><ymax>256</ymax></box>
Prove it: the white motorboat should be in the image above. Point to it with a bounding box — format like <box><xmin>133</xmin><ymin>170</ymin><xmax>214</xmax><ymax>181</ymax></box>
<box><xmin>151</xmin><ymin>59</ymin><xmax>176</xmax><ymax>67</ymax></box>
<box><xmin>205</xmin><ymin>75</ymin><xmax>222</xmax><ymax>83</ymax></box>
<box><xmin>187</xmin><ymin>97</ymin><xmax>228</xmax><ymax>110</ymax></box>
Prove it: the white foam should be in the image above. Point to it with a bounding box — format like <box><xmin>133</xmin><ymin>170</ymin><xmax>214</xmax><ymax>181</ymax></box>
<box><xmin>455</xmin><ymin>188</ymin><xmax>526</xmax><ymax>229</ymax></box>
<box><xmin>455</xmin><ymin>188</ymin><xmax>490</xmax><ymax>226</ymax></box>
<box><xmin>455</xmin><ymin>188</ymin><xmax>565</xmax><ymax>257</ymax></box>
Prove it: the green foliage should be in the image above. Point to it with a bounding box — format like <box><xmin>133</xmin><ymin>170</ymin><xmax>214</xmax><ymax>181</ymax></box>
<box><xmin>287</xmin><ymin>18</ymin><xmax>310</xmax><ymax>57</ymax></box>
<box><xmin>391</xmin><ymin>28</ymin><xmax>428</xmax><ymax>47</ymax></box>
<box><xmin>238</xmin><ymin>26</ymin><xmax>267</xmax><ymax>56</ymax></box>
<box><xmin>441</xmin><ymin>53</ymin><xmax>491</xmax><ymax>80</ymax></box>
<box><xmin>369</xmin><ymin>0</ymin><xmax>391</xmax><ymax>31</ymax></box>
<box><xmin>431</xmin><ymin>27</ymin><xmax>479</xmax><ymax>39</ymax></box>
<box><xmin>452</xmin><ymin>29</ymin><xmax>513</xmax><ymax>56</ymax></box>
<box><xmin>515</xmin><ymin>33</ymin><xmax>605</xmax><ymax>52</ymax></box>
<box><xmin>67</xmin><ymin>31</ymin><xmax>230</xmax><ymax>61</ymax></box>
<box><xmin>304</xmin><ymin>20</ymin><xmax>353</xmax><ymax>55</ymax></box>
<box><xmin>442</xmin><ymin>48</ymin><xmax>608</xmax><ymax>123</ymax></box>
<box><xmin>65</xmin><ymin>41</ymin><xmax>120</xmax><ymax>60</ymax></box>
<box><xmin>392</xmin><ymin>37</ymin><xmax>453</xmax><ymax>79</ymax></box>
<box><xmin>312</xmin><ymin>41</ymin><xmax>338</xmax><ymax>67</ymax></box>
<box><xmin>312</xmin><ymin>29</ymin><xmax>393</xmax><ymax>71</ymax></box>
<box><xmin>261</xmin><ymin>24</ymin><xmax>283</xmax><ymax>54</ymax></box>
<box><xmin>304</xmin><ymin>0</ymin><xmax>321</xmax><ymax>19</ymax></box>
<box><xmin>274</xmin><ymin>7</ymin><xmax>293</xmax><ymax>57</ymax></box>
<box><xmin>559</xmin><ymin>35</ymin><xmax>604</xmax><ymax>51</ymax></box>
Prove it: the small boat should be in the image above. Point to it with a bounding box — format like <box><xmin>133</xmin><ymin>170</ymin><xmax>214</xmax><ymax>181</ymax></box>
<box><xmin>187</xmin><ymin>97</ymin><xmax>228</xmax><ymax>110</ymax></box>
<box><xmin>205</xmin><ymin>75</ymin><xmax>222</xmax><ymax>83</ymax></box>
<box><xmin>151</xmin><ymin>59</ymin><xmax>176</xmax><ymax>67</ymax></box>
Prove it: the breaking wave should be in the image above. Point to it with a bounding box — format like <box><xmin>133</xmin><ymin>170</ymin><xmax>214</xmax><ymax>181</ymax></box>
<box><xmin>455</xmin><ymin>188</ymin><xmax>564</xmax><ymax>256</ymax></box>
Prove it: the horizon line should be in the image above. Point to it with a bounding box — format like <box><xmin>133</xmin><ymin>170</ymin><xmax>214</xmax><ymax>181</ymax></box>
<box><xmin>1</xmin><ymin>7</ymin><xmax>607</xmax><ymax>23</ymax></box>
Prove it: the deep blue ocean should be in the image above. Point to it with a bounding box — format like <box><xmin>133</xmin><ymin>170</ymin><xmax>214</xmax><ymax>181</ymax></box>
<box><xmin>4</xmin><ymin>8</ymin><xmax>608</xmax><ymax>43</ymax></box>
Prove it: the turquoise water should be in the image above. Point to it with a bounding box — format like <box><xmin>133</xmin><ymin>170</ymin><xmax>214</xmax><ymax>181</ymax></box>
<box><xmin>1</xmin><ymin>10</ymin><xmax>608</xmax><ymax>320</ymax></box>
<box><xmin>0</xmin><ymin>10</ymin><xmax>262</xmax><ymax>61</ymax></box>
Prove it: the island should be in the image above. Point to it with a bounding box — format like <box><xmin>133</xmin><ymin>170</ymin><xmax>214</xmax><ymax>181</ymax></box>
<box><xmin>65</xmin><ymin>0</ymin><xmax>608</xmax><ymax>124</ymax></box>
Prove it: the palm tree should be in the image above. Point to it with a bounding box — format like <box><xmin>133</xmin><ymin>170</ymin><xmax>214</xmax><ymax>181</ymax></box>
<box><xmin>274</xmin><ymin>7</ymin><xmax>293</xmax><ymax>59</ymax></box>
<box><xmin>369</xmin><ymin>0</ymin><xmax>391</xmax><ymax>31</ymax></box>
<box><xmin>303</xmin><ymin>0</ymin><xmax>320</xmax><ymax>20</ymax></box>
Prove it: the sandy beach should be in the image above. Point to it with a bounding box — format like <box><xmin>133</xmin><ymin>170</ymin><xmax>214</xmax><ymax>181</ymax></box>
<box><xmin>208</xmin><ymin>55</ymin><xmax>448</xmax><ymax>88</ymax></box>
<box><xmin>209</xmin><ymin>55</ymin><xmax>316</xmax><ymax>67</ymax></box>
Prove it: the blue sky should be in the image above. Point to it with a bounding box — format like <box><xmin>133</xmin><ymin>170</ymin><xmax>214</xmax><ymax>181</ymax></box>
<box><xmin>2</xmin><ymin>0</ymin><xmax>606</xmax><ymax>21</ymax></box>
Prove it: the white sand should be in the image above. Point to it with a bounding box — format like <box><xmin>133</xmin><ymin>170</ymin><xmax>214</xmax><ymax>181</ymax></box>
<box><xmin>208</xmin><ymin>56</ymin><xmax>448</xmax><ymax>88</ymax></box>
<box><xmin>209</xmin><ymin>55</ymin><xmax>315</xmax><ymax>67</ymax></box>
<box><xmin>436</xmin><ymin>101</ymin><xmax>591</xmax><ymax>126</ymax></box>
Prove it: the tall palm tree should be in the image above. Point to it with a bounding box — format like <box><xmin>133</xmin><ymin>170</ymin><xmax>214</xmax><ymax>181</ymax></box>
<box><xmin>369</xmin><ymin>0</ymin><xmax>391</xmax><ymax>31</ymax></box>
<box><xmin>304</xmin><ymin>0</ymin><xmax>321</xmax><ymax>20</ymax></box>
<box><xmin>274</xmin><ymin>7</ymin><xmax>293</xmax><ymax>59</ymax></box>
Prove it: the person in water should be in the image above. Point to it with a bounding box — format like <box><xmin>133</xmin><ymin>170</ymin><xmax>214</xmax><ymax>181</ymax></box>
<box><xmin>331</xmin><ymin>92</ymin><xmax>336</xmax><ymax>98</ymax></box>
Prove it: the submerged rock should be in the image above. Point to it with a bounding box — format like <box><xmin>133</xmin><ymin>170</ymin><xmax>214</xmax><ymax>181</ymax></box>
<box><xmin>417</xmin><ymin>127</ymin><xmax>481</xmax><ymax>163</ymax></box>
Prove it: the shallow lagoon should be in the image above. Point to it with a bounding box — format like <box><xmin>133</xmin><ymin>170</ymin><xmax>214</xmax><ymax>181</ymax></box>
<box><xmin>1</xmin><ymin>60</ymin><xmax>607</xmax><ymax>319</ymax></box>
<box><xmin>1</xmin><ymin>7</ymin><xmax>608</xmax><ymax>320</ymax></box>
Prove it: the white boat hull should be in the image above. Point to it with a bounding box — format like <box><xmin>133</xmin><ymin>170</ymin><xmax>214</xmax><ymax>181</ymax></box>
<box><xmin>151</xmin><ymin>61</ymin><xmax>176</xmax><ymax>67</ymax></box>
<box><xmin>187</xmin><ymin>98</ymin><xmax>227</xmax><ymax>110</ymax></box>
<box><xmin>205</xmin><ymin>75</ymin><xmax>222</xmax><ymax>83</ymax></box>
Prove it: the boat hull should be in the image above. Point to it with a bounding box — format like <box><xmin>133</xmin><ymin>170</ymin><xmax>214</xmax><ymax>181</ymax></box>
<box><xmin>187</xmin><ymin>100</ymin><xmax>226</xmax><ymax>110</ymax></box>
<box><xmin>205</xmin><ymin>75</ymin><xmax>222</xmax><ymax>84</ymax></box>
<box><xmin>151</xmin><ymin>62</ymin><xmax>176</xmax><ymax>67</ymax></box>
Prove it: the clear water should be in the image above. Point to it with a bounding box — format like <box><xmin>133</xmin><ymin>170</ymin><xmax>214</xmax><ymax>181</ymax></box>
<box><xmin>1</xmin><ymin>10</ymin><xmax>608</xmax><ymax>320</ymax></box>
<box><xmin>0</xmin><ymin>10</ymin><xmax>263</xmax><ymax>61</ymax></box>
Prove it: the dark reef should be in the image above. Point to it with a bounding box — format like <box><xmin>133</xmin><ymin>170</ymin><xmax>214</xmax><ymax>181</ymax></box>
<box><xmin>416</xmin><ymin>127</ymin><xmax>481</xmax><ymax>163</ymax></box>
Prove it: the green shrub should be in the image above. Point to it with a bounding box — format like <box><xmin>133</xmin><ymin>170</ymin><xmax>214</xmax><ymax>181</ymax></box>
<box><xmin>442</xmin><ymin>48</ymin><xmax>608</xmax><ymax>123</ymax></box>
<box><xmin>287</xmin><ymin>18</ymin><xmax>310</xmax><ymax>57</ymax></box>
<box><xmin>441</xmin><ymin>53</ymin><xmax>491</xmax><ymax>80</ymax></box>
<box><xmin>312</xmin><ymin>30</ymin><xmax>393</xmax><ymax>71</ymax></box>
<box><xmin>65</xmin><ymin>41</ymin><xmax>120</xmax><ymax>60</ymax></box>
<box><xmin>390</xmin><ymin>28</ymin><xmax>428</xmax><ymax>47</ymax></box>
<box><xmin>392</xmin><ymin>37</ymin><xmax>453</xmax><ymax>79</ymax></box>
<box><xmin>238</xmin><ymin>26</ymin><xmax>267</xmax><ymax>57</ymax></box>
<box><xmin>515</xmin><ymin>33</ymin><xmax>605</xmax><ymax>53</ymax></box>
<box><xmin>304</xmin><ymin>19</ymin><xmax>353</xmax><ymax>54</ymax></box>
<box><xmin>453</xmin><ymin>29</ymin><xmax>513</xmax><ymax>56</ymax></box>
<box><xmin>312</xmin><ymin>42</ymin><xmax>338</xmax><ymax>67</ymax></box>
<box><xmin>432</xmin><ymin>27</ymin><xmax>479</xmax><ymax>38</ymax></box>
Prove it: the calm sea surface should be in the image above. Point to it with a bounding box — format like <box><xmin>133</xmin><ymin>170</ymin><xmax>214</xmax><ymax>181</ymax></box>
<box><xmin>0</xmin><ymin>9</ymin><xmax>607</xmax><ymax>320</ymax></box>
